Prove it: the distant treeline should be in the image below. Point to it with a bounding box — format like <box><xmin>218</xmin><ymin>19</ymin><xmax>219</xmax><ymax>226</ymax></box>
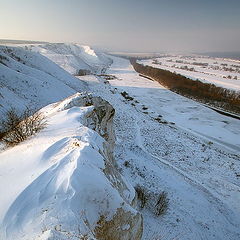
<box><xmin>131</xmin><ymin>59</ymin><xmax>240</xmax><ymax>114</ymax></box>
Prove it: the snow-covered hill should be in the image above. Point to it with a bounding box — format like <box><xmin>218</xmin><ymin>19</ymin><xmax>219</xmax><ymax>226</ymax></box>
<box><xmin>0</xmin><ymin>45</ymin><xmax>82</xmax><ymax>119</ymax></box>
<box><xmin>27</xmin><ymin>43</ymin><xmax>112</xmax><ymax>75</ymax></box>
<box><xmin>0</xmin><ymin>45</ymin><xmax>141</xmax><ymax>239</ymax></box>
<box><xmin>0</xmin><ymin>43</ymin><xmax>111</xmax><ymax>120</ymax></box>
<box><xmin>1</xmin><ymin>43</ymin><xmax>239</xmax><ymax>240</ymax></box>
<box><xmin>0</xmin><ymin>93</ymin><xmax>142</xmax><ymax>240</ymax></box>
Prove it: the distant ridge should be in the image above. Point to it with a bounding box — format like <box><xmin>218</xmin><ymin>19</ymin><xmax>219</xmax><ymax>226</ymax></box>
<box><xmin>0</xmin><ymin>39</ymin><xmax>47</xmax><ymax>44</ymax></box>
<box><xmin>197</xmin><ymin>51</ymin><xmax>240</xmax><ymax>60</ymax></box>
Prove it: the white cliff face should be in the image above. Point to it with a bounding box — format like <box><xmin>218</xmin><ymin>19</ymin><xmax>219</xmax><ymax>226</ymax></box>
<box><xmin>0</xmin><ymin>93</ymin><xmax>142</xmax><ymax>240</ymax></box>
<box><xmin>27</xmin><ymin>43</ymin><xmax>112</xmax><ymax>75</ymax></box>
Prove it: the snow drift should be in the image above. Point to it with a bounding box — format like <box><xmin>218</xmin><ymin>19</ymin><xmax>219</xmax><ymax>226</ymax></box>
<box><xmin>0</xmin><ymin>93</ymin><xmax>142</xmax><ymax>240</ymax></box>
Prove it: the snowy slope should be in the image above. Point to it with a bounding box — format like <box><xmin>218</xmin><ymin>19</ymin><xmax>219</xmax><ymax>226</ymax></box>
<box><xmin>0</xmin><ymin>45</ymin><xmax>87</xmax><ymax>119</ymax></box>
<box><xmin>0</xmin><ymin>93</ymin><xmax>142</xmax><ymax>240</ymax></box>
<box><xmin>0</xmin><ymin>43</ymin><xmax>111</xmax><ymax>120</ymax></box>
<box><xmin>1</xmin><ymin>44</ymin><xmax>239</xmax><ymax>240</ymax></box>
<box><xmin>27</xmin><ymin>43</ymin><xmax>112</xmax><ymax>75</ymax></box>
<box><xmin>80</xmin><ymin>55</ymin><xmax>240</xmax><ymax>240</ymax></box>
<box><xmin>139</xmin><ymin>55</ymin><xmax>240</xmax><ymax>91</ymax></box>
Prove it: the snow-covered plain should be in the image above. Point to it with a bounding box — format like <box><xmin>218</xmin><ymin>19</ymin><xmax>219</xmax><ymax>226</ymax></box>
<box><xmin>81</xmin><ymin>55</ymin><xmax>240</xmax><ymax>239</ymax></box>
<box><xmin>0</xmin><ymin>44</ymin><xmax>240</xmax><ymax>240</ymax></box>
<box><xmin>139</xmin><ymin>55</ymin><xmax>240</xmax><ymax>91</ymax></box>
<box><xmin>106</xmin><ymin>57</ymin><xmax>240</xmax><ymax>152</ymax></box>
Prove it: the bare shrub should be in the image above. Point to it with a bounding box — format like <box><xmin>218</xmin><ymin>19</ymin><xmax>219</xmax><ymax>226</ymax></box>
<box><xmin>135</xmin><ymin>185</ymin><xmax>148</xmax><ymax>209</ymax></box>
<box><xmin>155</xmin><ymin>191</ymin><xmax>169</xmax><ymax>216</ymax></box>
<box><xmin>135</xmin><ymin>185</ymin><xmax>169</xmax><ymax>216</ymax></box>
<box><xmin>0</xmin><ymin>107</ymin><xmax>46</xmax><ymax>146</ymax></box>
<box><xmin>123</xmin><ymin>160</ymin><xmax>130</xmax><ymax>167</ymax></box>
<box><xmin>0</xmin><ymin>54</ymin><xmax>8</xmax><ymax>66</ymax></box>
<box><xmin>120</xmin><ymin>91</ymin><xmax>134</xmax><ymax>101</ymax></box>
<box><xmin>77</xmin><ymin>69</ymin><xmax>91</xmax><ymax>76</ymax></box>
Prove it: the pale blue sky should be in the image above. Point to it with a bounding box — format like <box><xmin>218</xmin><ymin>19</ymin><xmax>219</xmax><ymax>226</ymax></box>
<box><xmin>0</xmin><ymin>0</ymin><xmax>239</xmax><ymax>52</ymax></box>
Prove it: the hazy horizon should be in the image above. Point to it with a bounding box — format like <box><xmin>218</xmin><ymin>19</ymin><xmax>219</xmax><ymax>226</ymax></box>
<box><xmin>1</xmin><ymin>0</ymin><xmax>240</xmax><ymax>52</ymax></box>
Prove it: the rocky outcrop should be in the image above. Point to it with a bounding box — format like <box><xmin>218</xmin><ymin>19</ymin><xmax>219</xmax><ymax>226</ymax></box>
<box><xmin>64</xmin><ymin>93</ymin><xmax>143</xmax><ymax>240</ymax></box>
<box><xmin>85</xmin><ymin>96</ymin><xmax>143</xmax><ymax>240</ymax></box>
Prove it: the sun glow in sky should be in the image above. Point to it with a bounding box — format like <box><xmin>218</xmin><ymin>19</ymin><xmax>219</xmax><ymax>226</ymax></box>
<box><xmin>0</xmin><ymin>0</ymin><xmax>240</xmax><ymax>52</ymax></box>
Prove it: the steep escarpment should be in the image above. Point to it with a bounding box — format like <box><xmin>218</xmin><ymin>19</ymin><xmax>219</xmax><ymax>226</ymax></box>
<box><xmin>0</xmin><ymin>43</ymin><xmax>112</xmax><ymax>122</ymax></box>
<box><xmin>0</xmin><ymin>93</ymin><xmax>142</xmax><ymax>240</ymax></box>
<box><xmin>27</xmin><ymin>43</ymin><xmax>112</xmax><ymax>75</ymax></box>
<box><xmin>0</xmin><ymin>45</ymin><xmax>86</xmax><ymax>119</ymax></box>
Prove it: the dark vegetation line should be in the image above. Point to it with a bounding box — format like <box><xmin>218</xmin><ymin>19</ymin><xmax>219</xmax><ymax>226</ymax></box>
<box><xmin>130</xmin><ymin>59</ymin><xmax>240</xmax><ymax>115</ymax></box>
<box><xmin>139</xmin><ymin>73</ymin><xmax>240</xmax><ymax>120</ymax></box>
<box><xmin>139</xmin><ymin>74</ymin><xmax>154</xmax><ymax>81</ymax></box>
<box><xmin>206</xmin><ymin>106</ymin><xmax>240</xmax><ymax>120</ymax></box>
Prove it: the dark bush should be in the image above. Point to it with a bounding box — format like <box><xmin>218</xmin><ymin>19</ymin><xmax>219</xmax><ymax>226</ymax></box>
<box><xmin>123</xmin><ymin>160</ymin><xmax>130</xmax><ymax>167</ymax></box>
<box><xmin>0</xmin><ymin>107</ymin><xmax>46</xmax><ymax>146</ymax></box>
<box><xmin>135</xmin><ymin>184</ymin><xmax>170</xmax><ymax>216</ymax></box>
<box><xmin>155</xmin><ymin>191</ymin><xmax>169</xmax><ymax>216</ymax></box>
<box><xmin>135</xmin><ymin>185</ymin><xmax>148</xmax><ymax>209</ymax></box>
<box><xmin>0</xmin><ymin>54</ymin><xmax>8</xmax><ymax>66</ymax></box>
<box><xmin>77</xmin><ymin>69</ymin><xmax>91</xmax><ymax>76</ymax></box>
<box><xmin>121</xmin><ymin>91</ymin><xmax>134</xmax><ymax>101</ymax></box>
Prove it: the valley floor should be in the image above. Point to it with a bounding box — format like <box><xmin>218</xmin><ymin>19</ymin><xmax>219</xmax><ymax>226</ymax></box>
<box><xmin>80</xmin><ymin>55</ymin><xmax>240</xmax><ymax>239</ymax></box>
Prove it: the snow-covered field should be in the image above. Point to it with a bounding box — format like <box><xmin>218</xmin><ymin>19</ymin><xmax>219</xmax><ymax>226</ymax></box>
<box><xmin>81</xmin><ymin>55</ymin><xmax>240</xmax><ymax>239</ymax></box>
<box><xmin>139</xmin><ymin>55</ymin><xmax>240</xmax><ymax>91</ymax></box>
<box><xmin>0</xmin><ymin>44</ymin><xmax>240</xmax><ymax>239</ymax></box>
<box><xmin>105</xmin><ymin>57</ymin><xmax>240</xmax><ymax>152</ymax></box>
